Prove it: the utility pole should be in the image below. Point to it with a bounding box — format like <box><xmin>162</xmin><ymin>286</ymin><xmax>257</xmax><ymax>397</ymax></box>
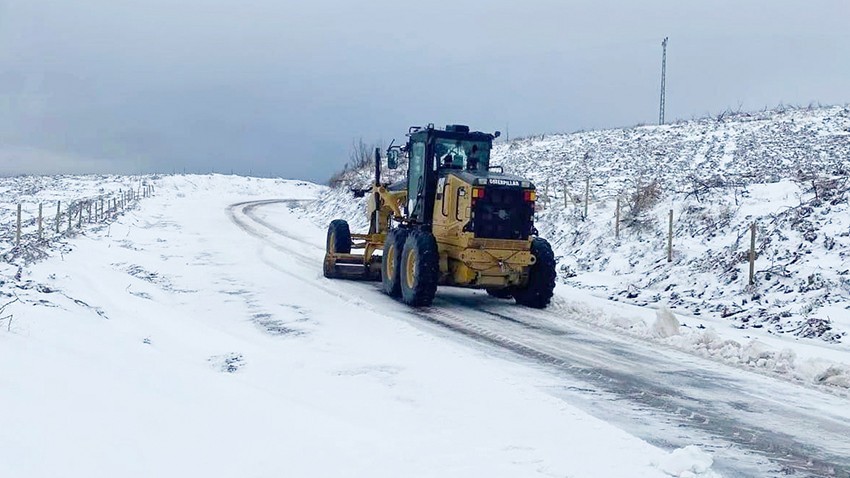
<box><xmin>659</xmin><ymin>37</ymin><xmax>669</xmax><ymax>125</ymax></box>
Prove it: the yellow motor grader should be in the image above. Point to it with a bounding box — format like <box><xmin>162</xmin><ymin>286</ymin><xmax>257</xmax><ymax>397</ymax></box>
<box><xmin>323</xmin><ymin>124</ymin><xmax>556</xmax><ymax>308</ymax></box>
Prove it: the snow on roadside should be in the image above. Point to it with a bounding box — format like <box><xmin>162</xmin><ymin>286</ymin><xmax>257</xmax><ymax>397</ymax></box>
<box><xmin>552</xmin><ymin>287</ymin><xmax>850</xmax><ymax>393</ymax></box>
<box><xmin>656</xmin><ymin>445</ymin><xmax>722</xmax><ymax>478</ymax></box>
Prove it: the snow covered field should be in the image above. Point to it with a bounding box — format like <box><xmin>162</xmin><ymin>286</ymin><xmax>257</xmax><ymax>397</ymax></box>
<box><xmin>0</xmin><ymin>174</ymin><xmax>741</xmax><ymax>477</ymax></box>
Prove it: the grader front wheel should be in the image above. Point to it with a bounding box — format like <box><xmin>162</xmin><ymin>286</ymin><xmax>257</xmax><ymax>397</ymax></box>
<box><xmin>323</xmin><ymin>219</ymin><xmax>352</xmax><ymax>278</ymax></box>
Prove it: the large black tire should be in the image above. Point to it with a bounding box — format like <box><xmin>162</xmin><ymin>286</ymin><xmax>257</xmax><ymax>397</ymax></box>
<box><xmin>486</xmin><ymin>287</ymin><xmax>514</xmax><ymax>299</ymax></box>
<box><xmin>381</xmin><ymin>228</ymin><xmax>409</xmax><ymax>297</ymax></box>
<box><xmin>399</xmin><ymin>230</ymin><xmax>439</xmax><ymax>307</ymax></box>
<box><xmin>323</xmin><ymin>219</ymin><xmax>351</xmax><ymax>278</ymax></box>
<box><xmin>326</xmin><ymin>219</ymin><xmax>351</xmax><ymax>254</ymax></box>
<box><xmin>512</xmin><ymin>238</ymin><xmax>556</xmax><ymax>308</ymax></box>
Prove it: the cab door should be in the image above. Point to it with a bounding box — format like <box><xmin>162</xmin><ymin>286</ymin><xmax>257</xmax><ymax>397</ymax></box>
<box><xmin>407</xmin><ymin>140</ymin><xmax>426</xmax><ymax>218</ymax></box>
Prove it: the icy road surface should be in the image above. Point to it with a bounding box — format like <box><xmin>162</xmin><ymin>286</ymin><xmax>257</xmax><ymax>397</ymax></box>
<box><xmin>232</xmin><ymin>198</ymin><xmax>850</xmax><ymax>478</ymax></box>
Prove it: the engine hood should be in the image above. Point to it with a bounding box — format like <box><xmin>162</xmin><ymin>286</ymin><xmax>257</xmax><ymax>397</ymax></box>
<box><xmin>445</xmin><ymin>170</ymin><xmax>535</xmax><ymax>189</ymax></box>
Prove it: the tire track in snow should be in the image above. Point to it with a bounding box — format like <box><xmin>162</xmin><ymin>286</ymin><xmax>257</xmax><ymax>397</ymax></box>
<box><xmin>229</xmin><ymin>199</ymin><xmax>850</xmax><ymax>478</ymax></box>
<box><xmin>419</xmin><ymin>294</ymin><xmax>850</xmax><ymax>477</ymax></box>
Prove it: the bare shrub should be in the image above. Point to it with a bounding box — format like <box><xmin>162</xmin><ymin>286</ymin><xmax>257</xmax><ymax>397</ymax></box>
<box><xmin>328</xmin><ymin>138</ymin><xmax>383</xmax><ymax>187</ymax></box>
<box><xmin>347</xmin><ymin>138</ymin><xmax>376</xmax><ymax>170</ymax></box>
<box><xmin>625</xmin><ymin>179</ymin><xmax>662</xmax><ymax>230</ymax></box>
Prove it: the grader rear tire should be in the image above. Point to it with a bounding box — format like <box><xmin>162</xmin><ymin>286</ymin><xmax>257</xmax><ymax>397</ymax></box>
<box><xmin>381</xmin><ymin>228</ymin><xmax>409</xmax><ymax>297</ymax></box>
<box><xmin>512</xmin><ymin>238</ymin><xmax>556</xmax><ymax>309</ymax></box>
<box><xmin>399</xmin><ymin>230</ymin><xmax>439</xmax><ymax>307</ymax></box>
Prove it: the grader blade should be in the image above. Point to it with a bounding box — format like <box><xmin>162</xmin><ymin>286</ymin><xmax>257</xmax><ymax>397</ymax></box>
<box><xmin>323</xmin><ymin>253</ymin><xmax>381</xmax><ymax>281</ymax></box>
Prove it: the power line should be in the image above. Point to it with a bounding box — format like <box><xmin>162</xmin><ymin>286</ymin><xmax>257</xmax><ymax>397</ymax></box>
<box><xmin>659</xmin><ymin>37</ymin><xmax>669</xmax><ymax>125</ymax></box>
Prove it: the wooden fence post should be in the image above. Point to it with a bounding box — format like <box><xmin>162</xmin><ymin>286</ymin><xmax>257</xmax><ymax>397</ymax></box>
<box><xmin>615</xmin><ymin>198</ymin><xmax>620</xmax><ymax>239</ymax></box>
<box><xmin>56</xmin><ymin>201</ymin><xmax>61</xmax><ymax>233</ymax></box>
<box><xmin>749</xmin><ymin>222</ymin><xmax>757</xmax><ymax>285</ymax></box>
<box><xmin>78</xmin><ymin>205</ymin><xmax>83</xmax><ymax>228</ymax></box>
<box><xmin>667</xmin><ymin>209</ymin><xmax>674</xmax><ymax>262</ymax></box>
<box><xmin>38</xmin><ymin>203</ymin><xmax>43</xmax><ymax>239</ymax></box>
<box><xmin>563</xmin><ymin>183</ymin><xmax>568</xmax><ymax>209</ymax></box>
<box><xmin>68</xmin><ymin>205</ymin><xmax>72</xmax><ymax>232</ymax></box>
<box><xmin>16</xmin><ymin>203</ymin><xmax>21</xmax><ymax>247</ymax></box>
<box><xmin>88</xmin><ymin>201</ymin><xmax>92</xmax><ymax>223</ymax></box>
<box><xmin>583</xmin><ymin>178</ymin><xmax>590</xmax><ymax>219</ymax></box>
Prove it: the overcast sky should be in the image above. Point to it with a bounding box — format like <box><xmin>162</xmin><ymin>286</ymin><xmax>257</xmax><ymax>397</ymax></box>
<box><xmin>1</xmin><ymin>0</ymin><xmax>848</xmax><ymax>182</ymax></box>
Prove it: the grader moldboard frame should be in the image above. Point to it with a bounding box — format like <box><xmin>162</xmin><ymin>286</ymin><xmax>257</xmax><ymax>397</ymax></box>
<box><xmin>322</xmin><ymin>147</ymin><xmax>406</xmax><ymax>281</ymax></box>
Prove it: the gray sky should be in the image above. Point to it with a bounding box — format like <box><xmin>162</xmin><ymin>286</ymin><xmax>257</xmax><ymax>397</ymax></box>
<box><xmin>1</xmin><ymin>0</ymin><xmax>848</xmax><ymax>182</ymax></box>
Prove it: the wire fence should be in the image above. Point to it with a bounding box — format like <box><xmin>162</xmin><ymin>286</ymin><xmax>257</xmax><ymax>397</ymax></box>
<box><xmin>2</xmin><ymin>183</ymin><xmax>156</xmax><ymax>263</ymax></box>
<box><xmin>535</xmin><ymin>177</ymin><xmax>760</xmax><ymax>285</ymax></box>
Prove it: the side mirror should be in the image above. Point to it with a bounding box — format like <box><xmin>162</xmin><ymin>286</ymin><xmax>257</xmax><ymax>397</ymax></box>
<box><xmin>494</xmin><ymin>131</ymin><xmax>501</xmax><ymax>139</ymax></box>
<box><xmin>387</xmin><ymin>148</ymin><xmax>400</xmax><ymax>170</ymax></box>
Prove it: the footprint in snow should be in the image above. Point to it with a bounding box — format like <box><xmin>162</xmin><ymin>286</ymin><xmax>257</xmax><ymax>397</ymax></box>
<box><xmin>209</xmin><ymin>353</ymin><xmax>245</xmax><ymax>373</ymax></box>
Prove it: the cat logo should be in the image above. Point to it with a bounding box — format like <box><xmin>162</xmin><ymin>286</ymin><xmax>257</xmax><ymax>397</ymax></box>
<box><xmin>488</xmin><ymin>178</ymin><xmax>521</xmax><ymax>187</ymax></box>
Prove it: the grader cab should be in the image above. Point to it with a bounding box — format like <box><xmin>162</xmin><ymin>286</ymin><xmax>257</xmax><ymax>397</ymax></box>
<box><xmin>323</xmin><ymin>124</ymin><xmax>556</xmax><ymax>308</ymax></box>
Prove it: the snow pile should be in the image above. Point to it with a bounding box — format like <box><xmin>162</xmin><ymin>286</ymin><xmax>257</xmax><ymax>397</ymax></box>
<box><xmin>652</xmin><ymin>307</ymin><xmax>680</xmax><ymax>338</ymax></box>
<box><xmin>552</xmin><ymin>293</ymin><xmax>850</xmax><ymax>391</ymax></box>
<box><xmin>656</xmin><ymin>446</ymin><xmax>721</xmax><ymax>478</ymax></box>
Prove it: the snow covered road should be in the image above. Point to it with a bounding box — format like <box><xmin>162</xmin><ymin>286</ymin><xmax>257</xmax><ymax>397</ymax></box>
<box><xmin>3</xmin><ymin>175</ymin><xmax>849</xmax><ymax>477</ymax></box>
<box><xmin>233</xmin><ymin>197</ymin><xmax>850</xmax><ymax>477</ymax></box>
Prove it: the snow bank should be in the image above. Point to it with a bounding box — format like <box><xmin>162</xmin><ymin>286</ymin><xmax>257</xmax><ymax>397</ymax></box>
<box><xmin>652</xmin><ymin>307</ymin><xmax>680</xmax><ymax>338</ymax></box>
<box><xmin>552</xmin><ymin>290</ymin><xmax>850</xmax><ymax>392</ymax></box>
<box><xmin>656</xmin><ymin>445</ymin><xmax>722</xmax><ymax>478</ymax></box>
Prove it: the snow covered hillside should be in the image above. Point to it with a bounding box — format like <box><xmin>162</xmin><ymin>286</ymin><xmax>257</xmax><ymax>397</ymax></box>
<box><xmin>316</xmin><ymin>105</ymin><xmax>850</xmax><ymax>346</ymax></box>
<box><xmin>495</xmin><ymin>104</ymin><xmax>850</xmax><ymax>345</ymax></box>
